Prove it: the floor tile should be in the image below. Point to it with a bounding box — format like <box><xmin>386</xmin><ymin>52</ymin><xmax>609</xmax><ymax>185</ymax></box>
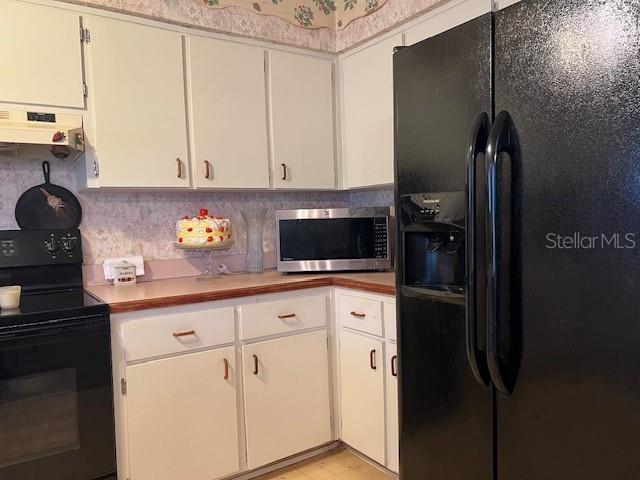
<box><xmin>256</xmin><ymin>449</ymin><xmax>394</xmax><ymax>480</ymax></box>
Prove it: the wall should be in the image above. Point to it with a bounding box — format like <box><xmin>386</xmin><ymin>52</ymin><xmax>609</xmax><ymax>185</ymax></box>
<box><xmin>0</xmin><ymin>152</ymin><xmax>350</xmax><ymax>270</ymax></box>
<box><xmin>57</xmin><ymin>0</ymin><xmax>451</xmax><ymax>52</ymax></box>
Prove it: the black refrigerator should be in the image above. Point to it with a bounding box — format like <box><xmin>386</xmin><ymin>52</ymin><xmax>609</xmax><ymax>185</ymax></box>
<box><xmin>394</xmin><ymin>1</ymin><xmax>640</xmax><ymax>479</ymax></box>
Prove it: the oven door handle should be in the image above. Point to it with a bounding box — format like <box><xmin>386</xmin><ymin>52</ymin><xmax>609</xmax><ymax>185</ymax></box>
<box><xmin>0</xmin><ymin>314</ymin><xmax>109</xmax><ymax>343</ymax></box>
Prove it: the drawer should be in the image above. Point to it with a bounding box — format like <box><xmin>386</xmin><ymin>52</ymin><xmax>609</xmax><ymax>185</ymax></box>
<box><xmin>240</xmin><ymin>294</ymin><xmax>327</xmax><ymax>340</ymax></box>
<box><xmin>383</xmin><ymin>302</ymin><xmax>397</xmax><ymax>341</ymax></box>
<box><xmin>338</xmin><ymin>294</ymin><xmax>383</xmax><ymax>336</ymax></box>
<box><xmin>123</xmin><ymin>306</ymin><xmax>235</xmax><ymax>362</ymax></box>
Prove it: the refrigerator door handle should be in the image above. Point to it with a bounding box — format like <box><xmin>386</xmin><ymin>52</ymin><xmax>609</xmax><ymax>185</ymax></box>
<box><xmin>486</xmin><ymin>111</ymin><xmax>517</xmax><ymax>396</ymax></box>
<box><xmin>465</xmin><ymin>112</ymin><xmax>491</xmax><ymax>387</ymax></box>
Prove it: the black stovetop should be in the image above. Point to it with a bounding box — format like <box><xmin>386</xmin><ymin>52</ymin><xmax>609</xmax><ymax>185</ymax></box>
<box><xmin>0</xmin><ymin>288</ymin><xmax>108</xmax><ymax>330</ymax></box>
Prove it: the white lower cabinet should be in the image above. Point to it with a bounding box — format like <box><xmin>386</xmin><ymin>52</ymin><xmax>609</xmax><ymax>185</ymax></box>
<box><xmin>339</xmin><ymin>329</ymin><xmax>385</xmax><ymax>465</ymax></box>
<box><xmin>337</xmin><ymin>291</ymin><xmax>398</xmax><ymax>473</ymax></box>
<box><xmin>243</xmin><ymin>330</ymin><xmax>332</xmax><ymax>469</ymax></box>
<box><xmin>385</xmin><ymin>342</ymin><xmax>399</xmax><ymax>473</ymax></box>
<box><xmin>112</xmin><ymin>288</ymin><xmax>397</xmax><ymax>480</ymax></box>
<box><xmin>125</xmin><ymin>346</ymin><xmax>239</xmax><ymax>480</ymax></box>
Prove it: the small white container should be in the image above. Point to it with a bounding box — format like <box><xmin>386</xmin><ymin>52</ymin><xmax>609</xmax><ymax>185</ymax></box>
<box><xmin>0</xmin><ymin>285</ymin><xmax>21</xmax><ymax>310</ymax></box>
<box><xmin>113</xmin><ymin>262</ymin><xmax>137</xmax><ymax>286</ymax></box>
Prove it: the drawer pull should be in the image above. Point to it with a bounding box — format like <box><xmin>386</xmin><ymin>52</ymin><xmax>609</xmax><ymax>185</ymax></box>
<box><xmin>350</xmin><ymin>311</ymin><xmax>366</xmax><ymax>318</ymax></box>
<box><xmin>253</xmin><ymin>354</ymin><xmax>259</xmax><ymax>375</ymax></box>
<box><xmin>370</xmin><ymin>349</ymin><xmax>377</xmax><ymax>370</ymax></box>
<box><xmin>223</xmin><ymin>358</ymin><xmax>230</xmax><ymax>380</ymax></box>
<box><xmin>172</xmin><ymin>330</ymin><xmax>196</xmax><ymax>338</ymax></box>
<box><xmin>278</xmin><ymin>313</ymin><xmax>296</xmax><ymax>319</ymax></box>
<box><xmin>391</xmin><ymin>355</ymin><xmax>398</xmax><ymax>377</ymax></box>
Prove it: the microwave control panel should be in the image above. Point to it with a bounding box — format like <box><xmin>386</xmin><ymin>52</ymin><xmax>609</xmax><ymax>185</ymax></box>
<box><xmin>374</xmin><ymin>217</ymin><xmax>388</xmax><ymax>259</ymax></box>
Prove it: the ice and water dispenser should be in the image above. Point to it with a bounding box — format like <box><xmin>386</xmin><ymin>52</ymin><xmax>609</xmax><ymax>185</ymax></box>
<box><xmin>400</xmin><ymin>192</ymin><xmax>465</xmax><ymax>293</ymax></box>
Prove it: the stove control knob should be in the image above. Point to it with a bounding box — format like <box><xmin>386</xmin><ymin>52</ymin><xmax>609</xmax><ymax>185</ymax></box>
<box><xmin>62</xmin><ymin>236</ymin><xmax>77</xmax><ymax>253</ymax></box>
<box><xmin>45</xmin><ymin>238</ymin><xmax>59</xmax><ymax>254</ymax></box>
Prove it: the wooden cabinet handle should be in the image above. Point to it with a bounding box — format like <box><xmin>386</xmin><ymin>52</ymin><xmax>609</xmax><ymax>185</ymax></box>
<box><xmin>176</xmin><ymin>158</ymin><xmax>183</xmax><ymax>178</ymax></box>
<box><xmin>278</xmin><ymin>313</ymin><xmax>296</xmax><ymax>319</ymax></box>
<box><xmin>204</xmin><ymin>160</ymin><xmax>211</xmax><ymax>179</ymax></box>
<box><xmin>370</xmin><ymin>349</ymin><xmax>377</xmax><ymax>370</ymax></box>
<box><xmin>350</xmin><ymin>311</ymin><xmax>366</xmax><ymax>318</ymax></box>
<box><xmin>253</xmin><ymin>354</ymin><xmax>259</xmax><ymax>375</ymax></box>
<box><xmin>281</xmin><ymin>163</ymin><xmax>287</xmax><ymax>181</ymax></box>
<box><xmin>172</xmin><ymin>329</ymin><xmax>196</xmax><ymax>338</ymax></box>
<box><xmin>391</xmin><ymin>355</ymin><xmax>398</xmax><ymax>377</ymax></box>
<box><xmin>223</xmin><ymin>358</ymin><xmax>229</xmax><ymax>380</ymax></box>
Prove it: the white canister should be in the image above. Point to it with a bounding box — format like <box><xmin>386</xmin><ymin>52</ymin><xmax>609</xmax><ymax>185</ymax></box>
<box><xmin>0</xmin><ymin>285</ymin><xmax>22</xmax><ymax>310</ymax></box>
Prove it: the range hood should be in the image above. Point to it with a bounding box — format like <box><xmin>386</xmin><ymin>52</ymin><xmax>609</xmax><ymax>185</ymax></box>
<box><xmin>0</xmin><ymin>109</ymin><xmax>84</xmax><ymax>157</ymax></box>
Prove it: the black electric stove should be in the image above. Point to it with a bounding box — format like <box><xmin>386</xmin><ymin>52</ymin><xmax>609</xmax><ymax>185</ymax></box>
<box><xmin>0</xmin><ymin>229</ymin><xmax>116</xmax><ymax>480</ymax></box>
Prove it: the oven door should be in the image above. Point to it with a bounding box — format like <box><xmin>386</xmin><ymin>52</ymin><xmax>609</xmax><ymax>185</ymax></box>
<box><xmin>0</xmin><ymin>314</ymin><xmax>116</xmax><ymax>480</ymax></box>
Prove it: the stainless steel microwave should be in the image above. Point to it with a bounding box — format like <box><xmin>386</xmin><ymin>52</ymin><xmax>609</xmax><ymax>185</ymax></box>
<box><xmin>276</xmin><ymin>207</ymin><xmax>393</xmax><ymax>272</ymax></box>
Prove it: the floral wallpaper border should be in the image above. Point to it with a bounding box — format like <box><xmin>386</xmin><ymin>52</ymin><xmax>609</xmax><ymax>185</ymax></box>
<box><xmin>201</xmin><ymin>0</ymin><xmax>388</xmax><ymax>30</ymax></box>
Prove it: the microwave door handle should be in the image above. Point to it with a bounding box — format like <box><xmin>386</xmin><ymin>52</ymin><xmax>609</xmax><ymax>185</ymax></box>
<box><xmin>465</xmin><ymin>112</ymin><xmax>491</xmax><ymax>387</ymax></box>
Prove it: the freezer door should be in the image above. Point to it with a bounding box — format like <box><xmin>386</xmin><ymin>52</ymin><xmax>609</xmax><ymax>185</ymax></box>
<box><xmin>394</xmin><ymin>12</ymin><xmax>494</xmax><ymax>480</ymax></box>
<box><xmin>397</xmin><ymin>294</ymin><xmax>493</xmax><ymax>480</ymax></box>
<box><xmin>394</xmin><ymin>13</ymin><xmax>493</xmax><ymax>195</ymax></box>
<box><xmin>493</xmin><ymin>1</ymin><xmax>640</xmax><ymax>478</ymax></box>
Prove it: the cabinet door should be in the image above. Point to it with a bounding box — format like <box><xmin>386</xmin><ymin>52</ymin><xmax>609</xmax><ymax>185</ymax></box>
<box><xmin>0</xmin><ymin>0</ymin><xmax>85</xmax><ymax>108</ymax></box>
<box><xmin>386</xmin><ymin>342</ymin><xmax>399</xmax><ymax>473</ymax></box>
<box><xmin>403</xmin><ymin>0</ymin><xmax>492</xmax><ymax>45</ymax></box>
<box><xmin>243</xmin><ymin>330</ymin><xmax>331</xmax><ymax>469</ymax></box>
<box><xmin>187</xmin><ymin>37</ymin><xmax>270</xmax><ymax>188</ymax></box>
<box><xmin>125</xmin><ymin>347</ymin><xmax>239</xmax><ymax>480</ymax></box>
<box><xmin>269</xmin><ymin>51</ymin><xmax>335</xmax><ymax>189</ymax></box>
<box><xmin>341</xmin><ymin>34</ymin><xmax>402</xmax><ymax>189</ymax></box>
<box><xmin>85</xmin><ymin>16</ymin><xmax>189</xmax><ymax>188</ymax></box>
<box><xmin>339</xmin><ymin>329</ymin><xmax>385</xmax><ymax>464</ymax></box>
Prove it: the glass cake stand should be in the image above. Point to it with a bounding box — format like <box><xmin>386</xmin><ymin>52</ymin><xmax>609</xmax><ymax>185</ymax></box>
<box><xmin>175</xmin><ymin>240</ymin><xmax>234</xmax><ymax>280</ymax></box>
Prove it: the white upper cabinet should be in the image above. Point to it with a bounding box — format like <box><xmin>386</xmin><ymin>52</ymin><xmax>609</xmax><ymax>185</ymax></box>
<box><xmin>84</xmin><ymin>16</ymin><xmax>190</xmax><ymax>188</ymax></box>
<box><xmin>403</xmin><ymin>0</ymin><xmax>492</xmax><ymax>45</ymax></box>
<box><xmin>0</xmin><ymin>0</ymin><xmax>85</xmax><ymax>108</ymax></box>
<box><xmin>340</xmin><ymin>34</ymin><xmax>403</xmax><ymax>189</ymax></box>
<box><xmin>268</xmin><ymin>51</ymin><xmax>336</xmax><ymax>189</ymax></box>
<box><xmin>187</xmin><ymin>37</ymin><xmax>270</xmax><ymax>189</ymax></box>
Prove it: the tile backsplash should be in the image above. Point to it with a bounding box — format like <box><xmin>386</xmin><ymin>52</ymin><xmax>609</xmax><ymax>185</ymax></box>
<box><xmin>0</xmin><ymin>155</ymin><xmax>354</xmax><ymax>266</ymax></box>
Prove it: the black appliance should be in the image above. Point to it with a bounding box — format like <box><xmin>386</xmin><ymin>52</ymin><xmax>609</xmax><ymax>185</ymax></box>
<box><xmin>394</xmin><ymin>1</ymin><xmax>640</xmax><ymax>479</ymax></box>
<box><xmin>0</xmin><ymin>230</ymin><xmax>116</xmax><ymax>480</ymax></box>
<box><xmin>399</xmin><ymin>192</ymin><xmax>465</xmax><ymax>293</ymax></box>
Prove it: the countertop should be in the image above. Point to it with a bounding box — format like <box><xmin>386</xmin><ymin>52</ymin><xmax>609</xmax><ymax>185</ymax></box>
<box><xmin>87</xmin><ymin>270</ymin><xmax>396</xmax><ymax>314</ymax></box>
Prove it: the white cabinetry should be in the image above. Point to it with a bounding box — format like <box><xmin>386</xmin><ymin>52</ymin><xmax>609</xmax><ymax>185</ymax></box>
<box><xmin>339</xmin><ymin>329</ymin><xmax>385</xmax><ymax>464</ymax></box>
<box><xmin>125</xmin><ymin>347</ymin><xmax>239</xmax><ymax>480</ymax></box>
<box><xmin>340</xmin><ymin>34</ymin><xmax>403</xmax><ymax>189</ymax></box>
<box><xmin>85</xmin><ymin>16</ymin><xmax>190</xmax><ymax>188</ymax></box>
<box><xmin>112</xmin><ymin>292</ymin><xmax>333</xmax><ymax>480</ymax></box>
<box><xmin>187</xmin><ymin>36</ymin><xmax>270</xmax><ymax>189</ymax></box>
<box><xmin>385</xmin><ymin>341</ymin><xmax>399</xmax><ymax>473</ymax></box>
<box><xmin>269</xmin><ymin>51</ymin><xmax>336</xmax><ymax>189</ymax></box>
<box><xmin>243</xmin><ymin>329</ymin><xmax>332</xmax><ymax>469</ymax></box>
<box><xmin>336</xmin><ymin>290</ymin><xmax>398</xmax><ymax>473</ymax></box>
<box><xmin>0</xmin><ymin>0</ymin><xmax>85</xmax><ymax>108</ymax></box>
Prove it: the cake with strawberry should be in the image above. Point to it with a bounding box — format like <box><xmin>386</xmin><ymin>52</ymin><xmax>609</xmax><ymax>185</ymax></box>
<box><xmin>176</xmin><ymin>209</ymin><xmax>233</xmax><ymax>249</ymax></box>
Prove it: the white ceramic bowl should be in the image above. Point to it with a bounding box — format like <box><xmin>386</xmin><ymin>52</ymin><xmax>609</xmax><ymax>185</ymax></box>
<box><xmin>0</xmin><ymin>285</ymin><xmax>21</xmax><ymax>310</ymax></box>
